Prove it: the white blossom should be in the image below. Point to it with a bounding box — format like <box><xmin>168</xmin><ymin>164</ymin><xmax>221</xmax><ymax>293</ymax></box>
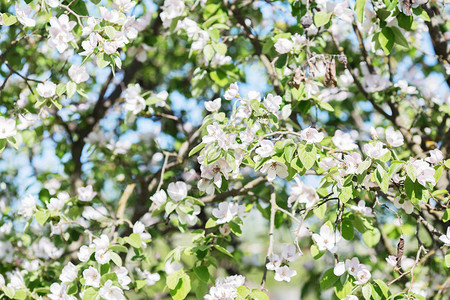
<box><xmin>99</xmin><ymin>280</ymin><xmax>125</xmax><ymax>300</ymax></box>
<box><xmin>48</xmin><ymin>15</ymin><xmax>76</xmax><ymax>53</ymax></box>
<box><xmin>274</xmin><ymin>38</ymin><xmax>293</xmax><ymax>54</ymax></box>
<box><xmin>263</xmin><ymin>94</ymin><xmax>282</xmax><ymax>113</ymax></box>
<box><xmin>167</xmin><ymin>181</ymin><xmax>188</xmax><ymax>201</ymax></box>
<box><xmin>312</xmin><ymin>224</ymin><xmax>342</xmax><ymax>253</ymax></box>
<box><xmin>333</xmin><ymin>130</ymin><xmax>358</xmax><ymax>151</ymax></box>
<box><xmin>334</xmin><ymin>262</ymin><xmax>346</xmax><ymax>276</ymax></box>
<box><xmin>224</xmin><ymin>82</ymin><xmax>239</xmax><ymax>100</ymax></box>
<box><xmin>266</xmin><ymin>254</ymin><xmax>282</xmax><ymax>270</ymax></box>
<box><xmin>15</xmin><ymin>4</ymin><xmax>35</xmax><ymax>27</ymax></box>
<box><xmin>439</xmin><ymin>227</ymin><xmax>450</xmax><ymax>246</ymax></box>
<box><xmin>212</xmin><ymin>202</ymin><xmax>245</xmax><ymax>224</ymax></box>
<box><xmin>385</xmin><ymin>255</ymin><xmax>397</xmax><ymax>267</ymax></box>
<box><xmin>364</xmin><ymin>142</ymin><xmax>389</xmax><ymax>159</ymax></box>
<box><xmin>260</xmin><ymin>160</ymin><xmax>288</xmax><ymax>182</ymax></box>
<box><xmin>300</xmin><ymin>127</ymin><xmax>324</xmax><ymax>144</ymax></box>
<box><xmin>18</xmin><ymin>194</ymin><xmax>36</xmax><ymax>217</ymax></box>
<box><xmin>354</xmin><ymin>269</ymin><xmax>371</xmax><ymax>285</ymax></box>
<box><xmin>393</xmin><ymin>197</ymin><xmax>414</xmax><ymax>214</ymax></box>
<box><xmin>205</xmin><ymin>98</ymin><xmax>221</xmax><ymax>112</ymax></box>
<box><xmin>37</xmin><ymin>81</ymin><xmax>57</xmax><ymax>98</ymax></box>
<box><xmin>255</xmin><ymin>140</ymin><xmax>274</xmax><ymax>158</ymax></box>
<box><xmin>282</xmin><ymin>244</ymin><xmax>301</xmax><ymax>262</ymax></box>
<box><xmin>68</xmin><ymin>65</ymin><xmax>89</xmax><ymax>84</ymax></box>
<box><xmin>133</xmin><ymin>221</ymin><xmax>151</xmax><ymax>248</ymax></box>
<box><xmin>288</xmin><ymin>178</ymin><xmax>318</xmax><ymax>208</ymax></box>
<box><xmin>412</xmin><ymin>159</ymin><xmax>436</xmax><ymax>186</ymax></box>
<box><xmin>274</xmin><ymin>266</ymin><xmax>297</xmax><ymax>282</ymax></box>
<box><xmin>137</xmin><ymin>269</ymin><xmax>161</xmax><ymax>286</ymax></box>
<box><xmin>95</xmin><ymin>249</ymin><xmax>112</xmax><ymax>264</ymax></box>
<box><xmin>150</xmin><ymin>190</ymin><xmax>167</xmax><ymax>210</ymax></box>
<box><xmin>0</xmin><ymin>117</ymin><xmax>17</xmax><ymax>139</ymax></box>
<box><xmin>123</xmin><ymin>84</ymin><xmax>146</xmax><ymax>114</ymax></box>
<box><xmin>78</xmin><ymin>185</ymin><xmax>97</xmax><ymax>202</ymax></box>
<box><xmin>83</xmin><ymin>267</ymin><xmax>100</xmax><ymax>288</ymax></box>
<box><xmin>350</xmin><ymin>200</ymin><xmax>373</xmax><ymax>217</ymax></box>
<box><xmin>333</xmin><ymin>1</ymin><xmax>353</xmax><ymax>23</ymax></box>
<box><xmin>426</xmin><ymin>149</ymin><xmax>443</xmax><ymax>164</ymax></box>
<box><xmin>385</xmin><ymin>127</ymin><xmax>404</xmax><ymax>147</ymax></box>
<box><xmin>115</xmin><ymin>267</ymin><xmax>131</xmax><ymax>290</ymax></box>
<box><xmin>78</xmin><ymin>245</ymin><xmax>93</xmax><ymax>262</ymax></box>
<box><xmin>60</xmin><ymin>262</ymin><xmax>77</xmax><ymax>283</ymax></box>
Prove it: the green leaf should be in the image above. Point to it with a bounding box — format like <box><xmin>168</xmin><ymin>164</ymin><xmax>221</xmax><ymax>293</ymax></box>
<box><xmin>397</xmin><ymin>14</ymin><xmax>413</xmax><ymax>30</ymax></box>
<box><xmin>104</xmin><ymin>26</ymin><xmax>116</xmax><ymax>40</ymax></box>
<box><xmin>362</xmin><ymin>228</ymin><xmax>381</xmax><ymax>247</ymax></box>
<box><xmin>298</xmin><ymin>143</ymin><xmax>316</xmax><ymax>170</ymax></box>
<box><xmin>13</xmin><ymin>290</ymin><xmax>27</xmax><ymax>300</ymax></box>
<box><xmin>378</xmin><ymin>27</ymin><xmax>395</xmax><ymax>55</ymax></box>
<box><xmin>97</xmin><ymin>53</ymin><xmax>110</xmax><ymax>69</ymax></box>
<box><xmin>445</xmin><ymin>253</ymin><xmax>450</xmax><ymax>268</ymax></box>
<box><xmin>339</xmin><ymin>185</ymin><xmax>353</xmax><ymax>203</ymax></box>
<box><xmin>362</xmin><ymin>283</ymin><xmax>372</xmax><ymax>300</ymax></box>
<box><xmin>314</xmin><ymin>12</ymin><xmax>332</xmax><ymax>27</ymax></box>
<box><xmin>443</xmin><ymin>208</ymin><xmax>450</xmax><ymax>222</ymax></box>
<box><xmin>56</xmin><ymin>83</ymin><xmax>67</xmax><ymax>97</ymax></box>
<box><xmin>311</xmin><ymin>244</ymin><xmax>325</xmax><ymax>259</ymax></box>
<box><xmin>100</xmin><ymin>272</ymin><xmax>118</xmax><ymax>285</ymax></box>
<box><xmin>169</xmin><ymin>273</ymin><xmax>191</xmax><ymax>300</ymax></box>
<box><xmin>356</xmin><ymin>0</ymin><xmax>367</xmax><ymax>23</ymax></box>
<box><xmin>0</xmin><ymin>139</ymin><xmax>6</xmax><ymax>153</ymax></box>
<box><xmin>203</xmin><ymin>45</ymin><xmax>214</xmax><ymax>61</ymax></box>
<box><xmin>444</xmin><ymin>159</ymin><xmax>450</xmax><ymax>169</ymax></box>
<box><xmin>209</xmin><ymin>70</ymin><xmax>228</xmax><ymax>87</ymax></box>
<box><xmin>108</xmin><ymin>245</ymin><xmax>128</xmax><ymax>253</ymax></box>
<box><xmin>250</xmin><ymin>290</ymin><xmax>269</xmax><ymax>300</ymax></box>
<box><xmin>320</xmin><ymin>268</ymin><xmax>340</xmax><ymax>290</ymax></box>
<box><xmin>205</xmin><ymin>218</ymin><xmax>217</xmax><ymax>228</ymax></box>
<box><xmin>66</xmin><ymin>81</ymin><xmax>77</xmax><ymax>98</ymax></box>
<box><xmin>313</xmin><ymin>203</ymin><xmax>327</xmax><ymax>219</ymax></box>
<box><xmin>110</xmin><ymin>251</ymin><xmax>122</xmax><ymax>267</ymax></box>
<box><xmin>284</xmin><ymin>144</ymin><xmax>295</xmax><ymax>163</ymax></box>
<box><xmin>1</xmin><ymin>13</ymin><xmax>18</xmax><ymax>26</ymax></box>
<box><xmin>405</xmin><ymin>162</ymin><xmax>416</xmax><ymax>182</ymax></box>
<box><xmin>357</xmin><ymin>159</ymin><xmax>372</xmax><ymax>174</ymax></box>
<box><xmin>82</xmin><ymin>287</ymin><xmax>97</xmax><ymax>300</ymax></box>
<box><xmin>124</xmin><ymin>233</ymin><xmax>142</xmax><ymax>248</ymax></box>
<box><xmin>167</xmin><ymin>270</ymin><xmax>183</xmax><ymax>289</ymax></box>
<box><xmin>374</xmin><ymin>279</ymin><xmax>390</xmax><ymax>298</ymax></box>
<box><xmin>193</xmin><ymin>265</ymin><xmax>210</xmax><ymax>282</ymax></box>
<box><xmin>136</xmin><ymin>279</ymin><xmax>147</xmax><ymax>290</ymax></box>
<box><xmin>334</xmin><ymin>279</ymin><xmax>353</xmax><ymax>299</ymax></box>
<box><xmin>189</xmin><ymin>143</ymin><xmax>205</xmax><ymax>157</ymax></box>
<box><xmin>3</xmin><ymin>286</ymin><xmax>15</xmax><ymax>298</ymax></box>
<box><xmin>342</xmin><ymin>219</ymin><xmax>354</xmax><ymax>240</ymax></box>
<box><xmin>35</xmin><ymin>210</ymin><xmax>49</xmax><ymax>226</ymax></box>
<box><xmin>165</xmin><ymin>201</ymin><xmax>177</xmax><ymax>214</ymax></box>
<box><xmin>434</xmin><ymin>165</ymin><xmax>444</xmax><ymax>183</ymax></box>
<box><xmin>228</xmin><ymin>221</ymin><xmax>242</xmax><ymax>236</ymax></box>
<box><xmin>237</xmin><ymin>286</ymin><xmax>250</xmax><ymax>298</ymax></box>
<box><xmin>391</xmin><ymin>26</ymin><xmax>409</xmax><ymax>48</ymax></box>
<box><xmin>213</xmin><ymin>43</ymin><xmax>227</xmax><ymax>55</ymax></box>
<box><xmin>317</xmin><ymin>101</ymin><xmax>334</xmax><ymax>112</ymax></box>
<box><xmin>67</xmin><ymin>283</ymin><xmax>78</xmax><ymax>295</ymax></box>
<box><xmin>412</xmin><ymin>7</ymin><xmax>430</xmax><ymax>21</ymax></box>
<box><xmin>213</xmin><ymin>245</ymin><xmax>233</xmax><ymax>257</ymax></box>
<box><xmin>405</xmin><ymin>177</ymin><xmax>426</xmax><ymax>204</ymax></box>
<box><xmin>375</xmin><ymin>165</ymin><xmax>389</xmax><ymax>193</ymax></box>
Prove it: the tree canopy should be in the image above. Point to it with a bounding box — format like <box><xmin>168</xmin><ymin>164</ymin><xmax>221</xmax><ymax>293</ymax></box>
<box><xmin>0</xmin><ymin>0</ymin><xmax>449</xmax><ymax>299</ymax></box>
